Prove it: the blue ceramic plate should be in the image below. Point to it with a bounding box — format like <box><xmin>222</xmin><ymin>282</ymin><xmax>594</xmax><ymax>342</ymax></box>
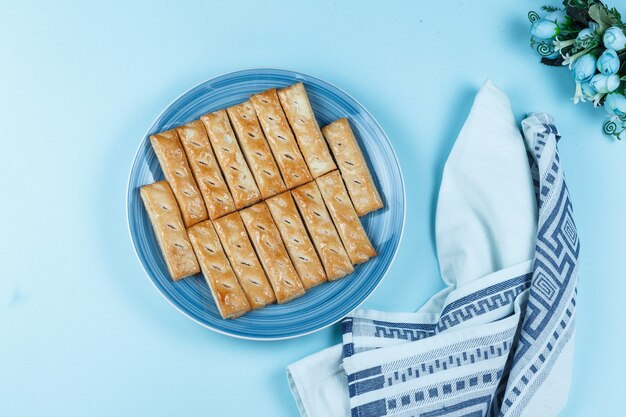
<box><xmin>127</xmin><ymin>69</ymin><xmax>405</xmax><ymax>340</ymax></box>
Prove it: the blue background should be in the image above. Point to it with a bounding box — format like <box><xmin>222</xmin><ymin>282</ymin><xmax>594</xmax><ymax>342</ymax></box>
<box><xmin>1</xmin><ymin>1</ymin><xmax>624</xmax><ymax>415</ymax></box>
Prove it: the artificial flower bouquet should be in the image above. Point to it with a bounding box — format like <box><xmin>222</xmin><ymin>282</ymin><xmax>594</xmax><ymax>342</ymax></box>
<box><xmin>529</xmin><ymin>0</ymin><xmax>626</xmax><ymax>139</ymax></box>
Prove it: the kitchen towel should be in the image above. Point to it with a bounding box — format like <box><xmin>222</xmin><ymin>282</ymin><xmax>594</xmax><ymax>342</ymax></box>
<box><xmin>287</xmin><ymin>81</ymin><xmax>579</xmax><ymax>417</ymax></box>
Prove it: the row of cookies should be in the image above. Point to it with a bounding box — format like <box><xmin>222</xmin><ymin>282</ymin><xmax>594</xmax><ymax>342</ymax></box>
<box><xmin>149</xmin><ymin>83</ymin><xmax>383</xmax><ymax>227</ymax></box>
<box><xmin>141</xmin><ymin>170</ymin><xmax>376</xmax><ymax>318</ymax></box>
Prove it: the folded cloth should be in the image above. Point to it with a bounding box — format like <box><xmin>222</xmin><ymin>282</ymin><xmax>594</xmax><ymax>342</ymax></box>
<box><xmin>287</xmin><ymin>81</ymin><xmax>579</xmax><ymax>417</ymax></box>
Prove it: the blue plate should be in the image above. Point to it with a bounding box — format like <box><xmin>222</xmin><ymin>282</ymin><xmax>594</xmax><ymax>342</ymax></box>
<box><xmin>127</xmin><ymin>69</ymin><xmax>405</xmax><ymax>340</ymax></box>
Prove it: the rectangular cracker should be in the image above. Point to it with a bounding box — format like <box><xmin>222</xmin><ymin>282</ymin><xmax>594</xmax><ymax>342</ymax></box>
<box><xmin>278</xmin><ymin>83</ymin><xmax>336</xmax><ymax>178</ymax></box>
<box><xmin>227</xmin><ymin>102</ymin><xmax>286</xmax><ymax>199</ymax></box>
<box><xmin>322</xmin><ymin>118</ymin><xmax>383</xmax><ymax>216</ymax></box>
<box><xmin>188</xmin><ymin>220</ymin><xmax>250</xmax><ymax>318</ymax></box>
<box><xmin>250</xmin><ymin>88</ymin><xmax>312</xmax><ymax>189</ymax></box>
<box><xmin>291</xmin><ymin>182</ymin><xmax>354</xmax><ymax>280</ymax></box>
<box><xmin>316</xmin><ymin>171</ymin><xmax>376</xmax><ymax>264</ymax></box>
<box><xmin>240</xmin><ymin>203</ymin><xmax>305</xmax><ymax>303</ymax></box>
<box><xmin>140</xmin><ymin>181</ymin><xmax>200</xmax><ymax>280</ymax></box>
<box><xmin>201</xmin><ymin>110</ymin><xmax>262</xmax><ymax>210</ymax></box>
<box><xmin>149</xmin><ymin>129</ymin><xmax>208</xmax><ymax>227</ymax></box>
<box><xmin>213</xmin><ymin>212</ymin><xmax>275</xmax><ymax>309</ymax></box>
<box><xmin>176</xmin><ymin>120</ymin><xmax>236</xmax><ymax>220</ymax></box>
<box><xmin>266</xmin><ymin>191</ymin><xmax>327</xmax><ymax>289</ymax></box>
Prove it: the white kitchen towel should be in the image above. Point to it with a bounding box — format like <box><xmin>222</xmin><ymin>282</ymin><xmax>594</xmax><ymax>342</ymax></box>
<box><xmin>287</xmin><ymin>81</ymin><xmax>579</xmax><ymax>417</ymax></box>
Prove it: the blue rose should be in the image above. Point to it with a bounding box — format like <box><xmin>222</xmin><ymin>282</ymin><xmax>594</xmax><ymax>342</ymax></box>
<box><xmin>572</xmin><ymin>54</ymin><xmax>597</xmax><ymax>82</ymax></box>
<box><xmin>597</xmin><ymin>49</ymin><xmax>621</xmax><ymax>74</ymax></box>
<box><xmin>544</xmin><ymin>10</ymin><xmax>571</xmax><ymax>26</ymax></box>
<box><xmin>531</xmin><ymin>19</ymin><xmax>560</xmax><ymax>39</ymax></box>
<box><xmin>603</xmin><ymin>27</ymin><xmax>626</xmax><ymax>51</ymax></box>
<box><xmin>590</xmin><ymin>74</ymin><xmax>621</xmax><ymax>94</ymax></box>
<box><xmin>605</xmin><ymin>93</ymin><xmax>626</xmax><ymax>116</ymax></box>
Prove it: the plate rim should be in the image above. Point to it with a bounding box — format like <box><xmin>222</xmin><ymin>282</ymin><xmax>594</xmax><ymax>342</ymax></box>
<box><xmin>126</xmin><ymin>68</ymin><xmax>406</xmax><ymax>341</ymax></box>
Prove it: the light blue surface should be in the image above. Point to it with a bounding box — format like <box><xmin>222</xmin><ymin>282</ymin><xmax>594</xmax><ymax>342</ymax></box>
<box><xmin>128</xmin><ymin>68</ymin><xmax>405</xmax><ymax>339</ymax></box>
<box><xmin>1</xmin><ymin>1</ymin><xmax>624</xmax><ymax>416</ymax></box>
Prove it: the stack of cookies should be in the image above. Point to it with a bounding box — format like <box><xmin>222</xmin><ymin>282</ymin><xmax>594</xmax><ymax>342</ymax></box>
<box><xmin>140</xmin><ymin>83</ymin><xmax>383</xmax><ymax>319</ymax></box>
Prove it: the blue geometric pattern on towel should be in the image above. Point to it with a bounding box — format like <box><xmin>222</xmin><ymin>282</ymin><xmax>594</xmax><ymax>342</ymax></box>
<box><xmin>436</xmin><ymin>277</ymin><xmax>529</xmax><ymax>333</ymax></box>
<box><xmin>496</xmin><ymin>117</ymin><xmax>579</xmax><ymax>416</ymax></box>
<box><xmin>348</xmin><ymin>329</ymin><xmax>516</xmax><ymax>398</ymax></box>
<box><xmin>343</xmin><ymin>273</ymin><xmax>531</xmax><ymax>356</ymax></box>
<box><xmin>341</xmin><ymin>114</ymin><xmax>579</xmax><ymax>417</ymax></box>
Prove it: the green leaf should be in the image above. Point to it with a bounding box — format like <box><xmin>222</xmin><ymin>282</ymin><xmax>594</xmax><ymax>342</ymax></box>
<box><xmin>541</xmin><ymin>56</ymin><xmax>565</xmax><ymax>66</ymax></box>
<box><xmin>589</xmin><ymin>4</ymin><xmax>608</xmax><ymax>32</ymax></box>
<box><xmin>588</xmin><ymin>3</ymin><xmax>624</xmax><ymax>33</ymax></box>
<box><xmin>565</xmin><ymin>4</ymin><xmax>591</xmax><ymax>25</ymax></box>
<box><xmin>541</xmin><ymin>5</ymin><xmax>561</xmax><ymax>12</ymax></box>
<box><xmin>609</xmin><ymin>7</ymin><xmax>622</xmax><ymax>22</ymax></box>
